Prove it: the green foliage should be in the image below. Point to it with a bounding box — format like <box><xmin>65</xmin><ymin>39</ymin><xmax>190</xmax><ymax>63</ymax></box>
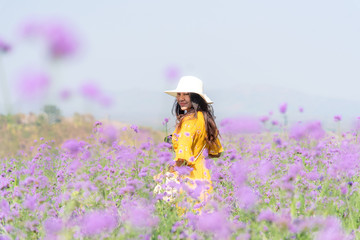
<box><xmin>43</xmin><ymin>104</ymin><xmax>62</xmax><ymax>124</ymax></box>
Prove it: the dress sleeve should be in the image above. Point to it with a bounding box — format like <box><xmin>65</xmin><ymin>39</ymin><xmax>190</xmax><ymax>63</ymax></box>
<box><xmin>208</xmin><ymin>136</ymin><xmax>224</xmax><ymax>155</ymax></box>
<box><xmin>172</xmin><ymin>119</ymin><xmax>197</xmax><ymax>164</ymax></box>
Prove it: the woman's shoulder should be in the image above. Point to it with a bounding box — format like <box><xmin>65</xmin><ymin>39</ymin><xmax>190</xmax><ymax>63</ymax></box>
<box><xmin>195</xmin><ymin>111</ymin><xmax>205</xmax><ymax>126</ymax></box>
<box><xmin>182</xmin><ymin>111</ymin><xmax>205</xmax><ymax>125</ymax></box>
<box><xmin>197</xmin><ymin>111</ymin><xmax>204</xmax><ymax>117</ymax></box>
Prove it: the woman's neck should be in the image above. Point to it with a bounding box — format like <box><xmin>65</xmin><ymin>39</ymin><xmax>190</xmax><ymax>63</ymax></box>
<box><xmin>185</xmin><ymin>108</ymin><xmax>195</xmax><ymax>114</ymax></box>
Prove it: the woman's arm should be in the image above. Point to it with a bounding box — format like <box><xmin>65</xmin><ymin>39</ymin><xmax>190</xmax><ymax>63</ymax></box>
<box><xmin>175</xmin><ymin>159</ymin><xmax>187</xmax><ymax>166</ymax></box>
<box><xmin>208</xmin><ymin>152</ymin><xmax>222</xmax><ymax>158</ymax></box>
<box><xmin>168</xmin><ymin>158</ymin><xmax>187</xmax><ymax>173</ymax></box>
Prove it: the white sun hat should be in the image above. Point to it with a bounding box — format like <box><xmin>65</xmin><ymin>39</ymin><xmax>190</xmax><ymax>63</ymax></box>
<box><xmin>164</xmin><ymin>76</ymin><xmax>213</xmax><ymax>104</ymax></box>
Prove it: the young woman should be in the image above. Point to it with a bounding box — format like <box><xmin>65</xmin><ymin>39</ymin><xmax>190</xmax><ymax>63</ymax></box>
<box><xmin>164</xmin><ymin>76</ymin><xmax>224</xmax><ymax>201</ymax></box>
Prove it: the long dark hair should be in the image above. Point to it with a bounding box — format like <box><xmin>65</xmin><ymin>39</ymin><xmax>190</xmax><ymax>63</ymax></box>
<box><xmin>172</xmin><ymin>93</ymin><xmax>220</xmax><ymax>147</ymax></box>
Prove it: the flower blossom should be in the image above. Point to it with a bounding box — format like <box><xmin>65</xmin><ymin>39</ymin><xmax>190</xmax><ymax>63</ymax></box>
<box><xmin>279</xmin><ymin>102</ymin><xmax>287</xmax><ymax>114</ymax></box>
<box><xmin>164</xmin><ymin>65</ymin><xmax>181</xmax><ymax>82</ymax></box>
<box><xmin>0</xmin><ymin>38</ymin><xmax>11</xmax><ymax>53</ymax></box>
<box><xmin>334</xmin><ymin>115</ymin><xmax>342</xmax><ymax>122</ymax></box>
<box><xmin>21</xmin><ymin>20</ymin><xmax>78</xmax><ymax>59</ymax></box>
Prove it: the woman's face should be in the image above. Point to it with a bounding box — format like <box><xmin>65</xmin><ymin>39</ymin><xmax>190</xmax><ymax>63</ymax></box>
<box><xmin>176</xmin><ymin>92</ymin><xmax>192</xmax><ymax>111</ymax></box>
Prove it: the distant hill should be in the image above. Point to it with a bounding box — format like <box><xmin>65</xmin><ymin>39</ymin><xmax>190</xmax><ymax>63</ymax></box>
<box><xmin>103</xmin><ymin>85</ymin><xmax>359</xmax><ymax>131</ymax></box>
<box><xmin>208</xmin><ymin>84</ymin><xmax>359</xmax><ymax>131</ymax></box>
<box><xmin>3</xmin><ymin>84</ymin><xmax>359</xmax><ymax>131</ymax></box>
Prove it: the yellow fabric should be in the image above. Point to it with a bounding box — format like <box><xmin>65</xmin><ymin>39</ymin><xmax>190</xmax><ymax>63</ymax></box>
<box><xmin>172</xmin><ymin>111</ymin><xmax>224</xmax><ymax>201</ymax></box>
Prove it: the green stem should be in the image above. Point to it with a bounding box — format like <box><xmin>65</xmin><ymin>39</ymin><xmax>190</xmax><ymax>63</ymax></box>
<box><xmin>345</xmin><ymin>194</ymin><xmax>356</xmax><ymax>231</ymax></box>
<box><xmin>0</xmin><ymin>222</ymin><xmax>10</xmax><ymax>237</ymax></box>
<box><xmin>337</xmin><ymin>122</ymin><xmax>341</xmax><ymax>138</ymax></box>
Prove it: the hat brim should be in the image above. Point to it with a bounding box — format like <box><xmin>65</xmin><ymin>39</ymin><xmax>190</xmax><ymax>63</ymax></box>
<box><xmin>164</xmin><ymin>90</ymin><xmax>213</xmax><ymax>104</ymax></box>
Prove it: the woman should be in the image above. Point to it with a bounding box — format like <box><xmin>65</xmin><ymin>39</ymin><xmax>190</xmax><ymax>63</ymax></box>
<box><xmin>164</xmin><ymin>76</ymin><xmax>224</xmax><ymax>202</ymax></box>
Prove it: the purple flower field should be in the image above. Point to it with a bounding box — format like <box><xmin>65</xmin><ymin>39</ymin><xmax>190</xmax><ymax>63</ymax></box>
<box><xmin>1</xmin><ymin>18</ymin><xmax>360</xmax><ymax>240</ymax></box>
<box><xmin>0</xmin><ymin>117</ymin><xmax>360</xmax><ymax>240</ymax></box>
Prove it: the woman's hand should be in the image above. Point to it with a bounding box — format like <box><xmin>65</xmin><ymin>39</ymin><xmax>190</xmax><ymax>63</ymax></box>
<box><xmin>175</xmin><ymin>159</ymin><xmax>187</xmax><ymax>167</ymax></box>
<box><xmin>168</xmin><ymin>159</ymin><xmax>187</xmax><ymax>172</ymax></box>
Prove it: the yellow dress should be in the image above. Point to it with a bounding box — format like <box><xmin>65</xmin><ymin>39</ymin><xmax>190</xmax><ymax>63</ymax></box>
<box><xmin>172</xmin><ymin>111</ymin><xmax>224</xmax><ymax>201</ymax></box>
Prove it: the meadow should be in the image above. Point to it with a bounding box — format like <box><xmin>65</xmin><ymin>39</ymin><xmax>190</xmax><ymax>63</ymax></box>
<box><xmin>0</xmin><ymin>113</ymin><xmax>359</xmax><ymax>240</ymax></box>
<box><xmin>1</xmin><ymin>19</ymin><xmax>359</xmax><ymax>240</ymax></box>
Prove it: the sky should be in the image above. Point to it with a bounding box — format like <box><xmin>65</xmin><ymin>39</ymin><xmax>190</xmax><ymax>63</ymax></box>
<box><xmin>0</xmin><ymin>0</ymin><xmax>360</xmax><ymax>129</ymax></box>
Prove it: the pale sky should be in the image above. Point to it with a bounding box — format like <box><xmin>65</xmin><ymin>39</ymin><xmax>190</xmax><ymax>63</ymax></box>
<box><xmin>0</xmin><ymin>0</ymin><xmax>359</xmax><ymax>128</ymax></box>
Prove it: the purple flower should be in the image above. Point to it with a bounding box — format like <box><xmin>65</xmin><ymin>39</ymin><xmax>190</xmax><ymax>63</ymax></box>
<box><xmin>0</xmin><ymin>235</ymin><xmax>11</xmax><ymax>240</ymax></box>
<box><xmin>124</xmin><ymin>204</ymin><xmax>158</xmax><ymax>228</ymax></box>
<box><xmin>307</xmin><ymin>169</ymin><xmax>319</xmax><ymax>181</ymax></box>
<box><xmin>197</xmin><ymin>210</ymin><xmax>231</xmax><ymax>239</ymax></box>
<box><xmin>80</xmin><ymin>82</ymin><xmax>101</xmax><ymax>99</ymax></box>
<box><xmin>174</xmin><ymin>165</ymin><xmax>193</xmax><ymax>176</ymax></box>
<box><xmin>172</xmin><ymin>221</ymin><xmax>183</xmax><ymax>232</ymax></box>
<box><xmin>257</xmin><ymin>161</ymin><xmax>274</xmax><ymax>182</ymax></box>
<box><xmin>131</xmin><ymin>124</ymin><xmax>139</xmax><ymax>133</ymax></box>
<box><xmin>62</xmin><ymin>139</ymin><xmax>81</xmax><ymax>155</ymax></box>
<box><xmin>162</xmin><ymin>118</ymin><xmax>169</xmax><ymax>125</ymax></box>
<box><xmin>0</xmin><ymin>199</ymin><xmax>10</xmax><ymax>218</ymax></box>
<box><xmin>16</xmin><ymin>71</ymin><xmax>50</xmax><ymax>99</ymax></box>
<box><xmin>189</xmin><ymin>180</ymin><xmax>211</xmax><ymax>199</ymax></box>
<box><xmin>258</xmin><ymin>209</ymin><xmax>276</xmax><ymax>222</ymax></box>
<box><xmin>233</xmin><ymin>185</ymin><xmax>258</xmax><ymax>209</ymax></box>
<box><xmin>43</xmin><ymin>217</ymin><xmax>63</xmax><ymax>237</ymax></box>
<box><xmin>220</xmin><ymin>117</ymin><xmax>262</xmax><ymax>134</ymax></box>
<box><xmin>80</xmin><ymin>82</ymin><xmax>113</xmax><ymax>107</ymax></box>
<box><xmin>314</xmin><ymin>217</ymin><xmax>347</xmax><ymax>240</ymax></box>
<box><xmin>354</xmin><ymin>118</ymin><xmax>360</xmax><ymax>131</ymax></box>
<box><xmin>287</xmin><ymin>163</ymin><xmax>302</xmax><ymax>180</ymax></box>
<box><xmin>334</xmin><ymin>115</ymin><xmax>342</xmax><ymax>122</ymax></box>
<box><xmin>0</xmin><ymin>38</ymin><xmax>11</xmax><ymax>53</ymax></box>
<box><xmin>271</xmin><ymin>120</ymin><xmax>279</xmax><ymax>126</ymax></box>
<box><xmin>79</xmin><ymin>82</ymin><xmax>113</xmax><ymax>107</ymax></box>
<box><xmin>260</xmin><ymin>116</ymin><xmax>269</xmax><ymax>123</ymax></box>
<box><xmin>94</xmin><ymin>121</ymin><xmax>102</xmax><ymax>127</ymax></box>
<box><xmin>164</xmin><ymin>65</ymin><xmax>181</xmax><ymax>82</ymax></box>
<box><xmin>0</xmin><ymin>177</ymin><xmax>10</xmax><ymax>190</ymax></box>
<box><xmin>80</xmin><ymin>210</ymin><xmax>118</xmax><ymax>236</ymax></box>
<box><xmin>299</xmin><ymin>107</ymin><xmax>304</xmax><ymax>113</ymax></box>
<box><xmin>289</xmin><ymin>121</ymin><xmax>325</xmax><ymax>141</ymax></box>
<box><xmin>102</xmin><ymin>125</ymin><xmax>117</xmax><ymax>143</ymax></box>
<box><xmin>68</xmin><ymin>159</ymin><xmax>82</xmax><ymax>173</ymax></box>
<box><xmin>230</xmin><ymin>161</ymin><xmax>248</xmax><ymax>186</ymax></box>
<box><xmin>273</xmin><ymin>138</ymin><xmax>282</xmax><ymax>146</ymax></box>
<box><xmin>328</xmin><ymin>142</ymin><xmax>360</xmax><ymax>178</ymax></box>
<box><xmin>22</xmin><ymin>20</ymin><xmax>78</xmax><ymax>59</ymax></box>
<box><xmin>59</xmin><ymin>89</ymin><xmax>71</xmax><ymax>100</ymax></box>
<box><xmin>138</xmin><ymin>167</ymin><xmax>148</xmax><ymax>177</ymax></box>
<box><xmin>21</xmin><ymin>20</ymin><xmax>43</xmax><ymax>37</ymax></box>
<box><xmin>98</xmin><ymin>95</ymin><xmax>113</xmax><ymax>107</ymax></box>
<box><xmin>24</xmin><ymin>194</ymin><xmax>38</xmax><ymax>211</ymax></box>
<box><xmin>340</xmin><ymin>184</ymin><xmax>348</xmax><ymax>195</ymax></box>
<box><xmin>279</xmin><ymin>102</ymin><xmax>287</xmax><ymax>114</ymax></box>
<box><xmin>274</xmin><ymin>211</ymin><xmax>292</xmax><ymax>230</ymax></box>
<box><xmin>45</xmin><ymin>22</ymin><xmax>78</xmax><ymax>58</ymax></box>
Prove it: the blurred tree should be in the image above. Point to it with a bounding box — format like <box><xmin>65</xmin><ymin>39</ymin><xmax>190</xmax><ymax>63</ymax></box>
<box><xmin>43</xmin><ymin>104</ymin><xmax>62</xmax><ymax>124</ymax></box>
